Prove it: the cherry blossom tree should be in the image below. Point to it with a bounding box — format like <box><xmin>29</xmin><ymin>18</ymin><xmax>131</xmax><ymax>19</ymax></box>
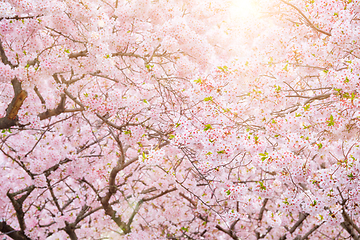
<box><xmin>1</xmin><ymin>0</ymin><xmax>360</xmax><ymax>239</ymax></box>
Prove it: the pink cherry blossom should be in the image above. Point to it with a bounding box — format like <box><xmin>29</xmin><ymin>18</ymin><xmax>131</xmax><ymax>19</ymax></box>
<box><xmin>1</xmin><ymin>0</ymin><xmax>360</xmax><ymax>239</ymax></box>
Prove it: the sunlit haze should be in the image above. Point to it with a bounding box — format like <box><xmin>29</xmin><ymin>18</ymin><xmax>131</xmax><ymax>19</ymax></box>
<box><xmin>230</xmin><ymin>0</ymin><xmax>259</xmax><ymax>20</ymax></box>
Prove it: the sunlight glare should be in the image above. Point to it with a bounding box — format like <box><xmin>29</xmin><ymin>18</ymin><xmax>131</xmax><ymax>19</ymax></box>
<box><xmin>230</xmin><ymin>0</ymin><xmax>258</xmax><ymax>20</ymax></box>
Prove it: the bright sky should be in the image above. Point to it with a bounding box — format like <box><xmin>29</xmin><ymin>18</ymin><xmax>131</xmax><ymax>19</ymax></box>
<box><xmin>230</xmin><ymin>0</ymin><xmax>259</xmax><ymax>20</ymax></box>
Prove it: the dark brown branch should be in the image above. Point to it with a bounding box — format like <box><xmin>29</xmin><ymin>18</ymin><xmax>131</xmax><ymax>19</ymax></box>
<box><xmin>0</xmin><ymin>221</ymin><xmax>31</xmax><ymax>240</ymax></box>
<box><xmin>179</xmin><ymin>192</ymin><xmax>197</xmax><ymax>207</ymax></box>
<box><xmin>7</xmin><ymin>185</ymin><xmax>35</xmax><ymax>233</ymax></box>
<box><xmin>255</xmin><ymin>227</ymin><xmax>272</xmax><ymax>239</ymax></box>
<box><xmin>0</xmin><ymin>78</ymin><xmax>28</xmax><ymax>129</ymax></box>
<box><xmin>64</xmin><ymin>89</ymin><xmax>84</xmax><ymax>108</ymax></box>
<box><xmin>142</xmin><ymin>187</ymin><xmax>177</xmax><ymax>202</ymax></box>
<box><xmin>140</xmin><ymin>186</ymin><xmax>157</xmax><ymax>195</ymax></box>
<box><xmin>215</xmin><ymin>224</ymin><xmax>238</xmax><ymax>240</ymax></box>
<box><xmin>0</xmin><ymin>40</ymin><xmax>15</xmax><ymax>68</ymax></box>
<box><xmin>35</xmin><ymin>74</ymin><xmax>85</xmax><ymax>120</ymax></box>
<box><xmin>74</xmin><ymin>205</ymin><xmax>90</xmax><ymax>224</ymax></box>
<box><xmin>45</xmin><ymin>27</ymin><xmax>85</xmax><ymax>44</ymax></box>
<box><xmin>289</xmin><ymin>212</ymin><xmax>309</xmax><ymax>233</ymax></box>
<box><xmin>96</xmin><ymin>112</ymin><xmax>151</xmax><ymax>131</ymax></box>
<box><xmin>126</xmin><ymin>199</ymin><xmax>143</xmax><ymax>231</ymax></box>
<box><xmin>280</xmin><ymin>212</ymin><xmax>309</xmax><ymax>240</ymax></box>
<box><xmin>341</xmin><ymin>221</ymin><xmax>360</xmax><ymax>240</ymax></box>
<box><xmin>90</xmin><ymin>72</ymin><xmax>120</xmax><ymax>83</ymax></box>
<box><xmin>280</xmin><ymin>0</ymin><xmax>331</xmax><ymax>36</ymax></box>
<box><xmin>34</xmin><ymin>86</ymin><xmax>46</xmax><ymax>106</ymax></box>
<box><xmin>258</xmin><ymin>198</ymin><xmax>268</xmax><ymax>221</ymax></box>
<box><xmin>74</xmin><ymin>202</ymin><xmax>106</xmax><ymax>223</ymax></box>
<box><xmin>38</xmin><ymin>93</ymin><xmax>66</xmax><ymax>120</ymax></box>
<box><xmin>112</xmin><ymin>52</ymin><xmax>143</xmax><ymax>58</ymax></box>
<box><xmin>109</xmin><ymin>127</ymin><xmax>125</xmax><ymax>165</ymax></box>
<box><xmin>43</xmin><ymin>158</ymin><xmax>72</xmax><ymax>176</ymax></box>
<box><xmin>61</xmin><ymin>198</ymin><xmax>76</xmax><ymax>213</ymax></box>
<box><xmin>301</xmin><ymin>223</ymin><xmax>322</xmax><ymax>240</ymax></box>
<box><xmin>100</xmin><ymin>163</ymin><xmax>128</xmax><ymax>231</ymax></box>
<box><xmin>69</xmin><ymin>50</ymin><xmax>88</xmax><ymax>59</ymax></box>
<box><xmin>26</xmin><ymin>58</ymin><xmax>40</xmax><ymax>68</ymax></box>
<box><xmin>0</xmin><ymin>115</ymin><xmax>17</xmax><ymax>129</ymax></box>
<box><xmin>303</xmin><ymin>93</ymin><xmax>332</xmax><ymax>105</ymax></box>
<box><xmin>230</xmin><ymin>219</ymin><xmax>239</xmax><ymax>232</ymax></box>
<box><xmin>342</xmin><ymin>209</ymin><xmax>360</xmax><ymax>234</ymax></box>
<box><xmin>0</xmin><ymin>15</ymin><xmax>43</xmax><ymax>21</ymax></box>
<box><xmin>8</xmin><ymin>90</ymin><xmax>27</xmax><ymax>120</ymax></box>
<box><xmin>45</xmin><ymin>176</ymin><xmax>63</xmax><ymax>215</ymax></box>
<box><xmin>63</xmin><ymin>108</ymin><xmax>83</xmax><ymax>113</ymax></box>
<box><xmin>65</xmin><ymin>74</ymin><xmax>86</xmax><ymax>85</ymax></box>
<box><xmin>24</xmin><ymin>127</ymin><xmax>49</xmax><ymax>158</ymax></box>
<box><xmin>63</xmin><ymin>222</ymin><xmax>78</xmax><ymax>240</ymax></box>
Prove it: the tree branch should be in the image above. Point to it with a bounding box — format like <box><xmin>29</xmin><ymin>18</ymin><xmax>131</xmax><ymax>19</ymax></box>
<box><xmin>342</xmin><ymin>209</ymin><xmax>360</xmax><ymax>234</ymax></box>
<box><xmin>0</xmin><ymin>15</ymin><xmax>43</xmax><ymax>21</ymax></box>
<box><xmin>0</xmin><ymin>221</ymin><xmax>31</xmax><ymax>240</ymax></box>
<box><xmin>216</xmin><ymin>224</ymin><xmax>239</xmax><ymax>240</ymax></box>
<box><xmin>258</xmin><ymin>198</ymin><xmax>268</xmax><ymax>221</ymax></box>
<box><xmin>280</xmin><ymin>212</ymin><xmax>309</xmax><ymax>240</ymax></box>
<box><xmin>142</xmin><ymin>187</ymin><xmax>177</xmax><ymax>202</ymax></box>
<box><xmin>280</xmin><ymin>0</ymin><xmax>331</xmax><ymax>36</ymax></box>
<box><xmin>0</xmin><ymin>78</ymin><xmax>28</xmax><ymax>129</ymax></box>
<box><xmin>38</xmin><ymin>93</ymin><xmax>66</xmax><ymax>120</ymax></box>
<box><xmin>0</xmin><ymin>40</ymin><xmax>15</xmax><ymax>68</ymax></box>
<box><xmin>7</xmin><ymin>185</ymin><xmax>35</xmax><ymax>233</ymax></box>
<box><xmin>341</xmin><ymin>221</ymin><xmax>360</xmax><ymax>240</ymax></box>
<box><xmin>69</xmin><ymin>50</ymin><xmax>88</xmax><ymax>59</ymax></box>
<box><xmin>301</xmin><ymin>223</ymin><xmax>323</xmax><ymax>240</ymax></box>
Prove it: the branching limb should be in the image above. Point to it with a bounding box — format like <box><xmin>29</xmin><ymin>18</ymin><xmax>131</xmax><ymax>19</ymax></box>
<box><xmin>0</xmin><ymin>40</ymin><xmax>16</xmax><ymax>68</ymax></box>
<box><xmin>108</xmin><ymin>127</ymin><xmax>125</xmax><ymax>165</ymax></box>
<box><xmin>340</xmin><ymin>221</ymin><xmax>360</xmax><ymax>240</ymax></box>
<box><xmin>45</xmin><ymin>175</ymin><xmax>63</xmax><ymax>215</ymax></box>
<box><xmin>38</xmin><ymin>93</ymin><xmax>66</xmax><ymax>120</ymax></box>
<box><xmin>255</xmin><ymin>227</ymin><xmax>272</xmax><ymax>239</ymax></box>
<box><xmin>301</xmin><ymin>222</ymin><xmax>323</xmax><ymax>240</ymax></box>
<box><xmin>63</xmin><ymin>222</ymin><xmax>78</xmax><ymax>240</ymax></box>
<box><xmin>0</xmin><ymin>78</ymin><xmax>28</xmax><ymax>129</ymax></box>
<box><xmin>342</xmin><ymin>209</ymin><xmax>360</xmax><ymax>234</ymax></box>
<box><xmin>279</xmin><ymin>0</ymin><xmax>331</xmax><ymax>36</ymax></box>
<box><xmin>6</xmin><ymin>185</ymin><xmax>35</xmax><ymax>233</ymax></box>
<box><xmin>289</xmin><ymin>212</ymin><xmax>310</xmax><ymax>233</ymax></box>
<box><xmin>142</xmin><ymin>187</ymin><xmax>177</xmax><ymax>202</ymax></box>
<box><xmin>258</xmin><ymin>198</ymin><xmax>268</xmax><ymax>221</ymax></box>
<box><xmin>34</xmin><ymin>86</ymin><xmax>46</xmax><ymax>107</ymax></box>
<box><xmin>179</xmin><ymin>192</ymin><xmax>197</xmax><ymax>208</ymax></box>
<box><xmin>100</xmin><ymin>162</ymin><xmax>131</xmax><ymax>231</ymax></box>
<box><xmin>0</xmin><ymin>15</ymin><xmax>43</xmax><ymax>21</ymax></box>
<box><xmin>126</xmin><ymin>199</ymin><xmax>143</xmax><ymax>231</ymax></box>
<box><xmin>8</xmin><ymin>90</ymin><xmax>27</xmax><ymax>120</ymax></box>
<box><xmin>43</xmin><ymin>158</ymin><xmax>73</xmax><ymax>176</ymax></box>
<box><xmin>0</xmin><ymin>221</ymin><xmax>31</xmax><ymax>240</ymax></box>
<box><xmin>215</xmin><ymin>223</ymin><xmax>239</xmax><ymax>240</ymax></box>
<box><xmin>25</xmin><ymin>126</ymin><xmax>50</xmax><ymax>158</ymax></box>
<box><xmin>45</xmin><ymin>27</ymin><xmax>85</xmax><ymax>44</ymax></box>
<box><xmin>303</xmin><ymin>93</ymin><xmax>332</xmax><ymax>105</ymax></box>
<box><xmin>69</xmin><ymin>50</ymin><xmax>88</xmax><ymax>59</ymax></box>
<box><xmin>280</xmin><ymin>212</ymin><xmax>309</xmax><ymax>240</ymax></box>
